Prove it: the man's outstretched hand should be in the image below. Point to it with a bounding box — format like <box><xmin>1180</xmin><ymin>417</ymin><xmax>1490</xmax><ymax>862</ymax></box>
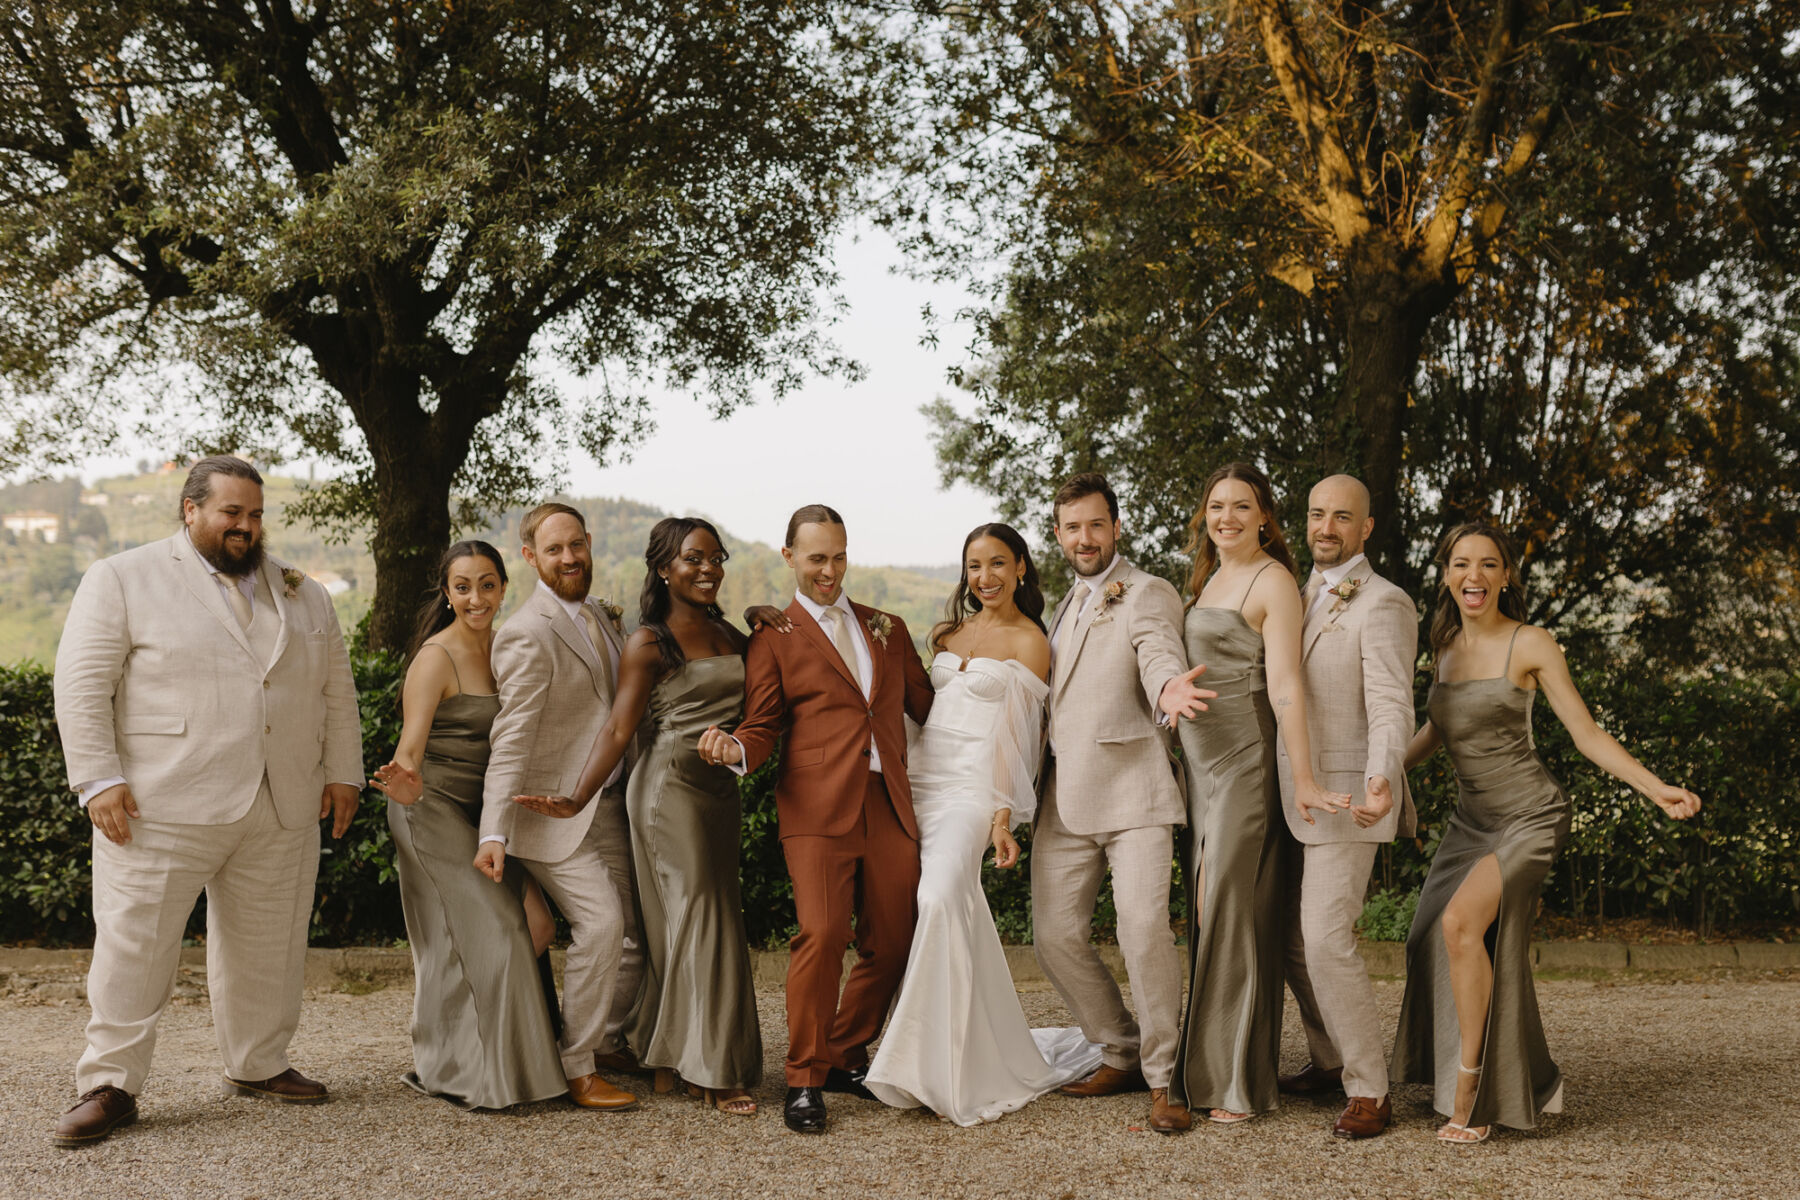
<box><xmin>1158</xmin><ymin>664</ymin><xmax>1217</xmax><ymax>721</ymax></box>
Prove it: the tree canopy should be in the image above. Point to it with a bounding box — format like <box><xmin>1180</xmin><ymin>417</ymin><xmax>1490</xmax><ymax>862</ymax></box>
<box><xmin>1</xmin><ymin>0</ymin><xmax>893</xmax><ymax>647</ymax></box>
<box><xmin>899</xmin><ymin>0</ymin><xmax>1799</xmax><ymax>664</ymax></box>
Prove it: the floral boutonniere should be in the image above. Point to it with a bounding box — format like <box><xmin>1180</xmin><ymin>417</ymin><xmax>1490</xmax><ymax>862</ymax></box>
<box><xmin>866</xmin><ymin>612</ymin><xmax>893</xmax><ymax>648</ymax></box>
<box><xmin>1088</xmin><ymin>579</ymin><xmax>1132</xmax><ymax>626</ymax></box>
<box><xmin>280</xmin><ymin>568</ymin><xmax>305</xmax><ymax>599</ymax></box>
<box><xmin>1326</xmin><ymin>576</ymin><xmax>1363</xmax><ymax>618</ymax></box>
<box><xmin>597</xmin><ymin>599</ymin><xmax>626</xmax><ymax>633</ymax></box>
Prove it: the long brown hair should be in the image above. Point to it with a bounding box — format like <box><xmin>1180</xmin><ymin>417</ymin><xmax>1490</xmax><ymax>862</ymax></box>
<box><xmin>1427</xmin><ymin>522</ymin><xmax>1529</xmax><ymax>656</ymax></box>
<box><xmin>931</xmin><ymin>523</ymin><xmax>1047</xmax><ymax>650</ymax></box>
<box><xmin>405</xmin><ymin>539</ymin><xmax>509</xmax><ymax>663</ymax></box>
<box><xmin>1182</xmin><ymin>462</ymin><xmax>1297</xmax><ymax>607</ymax></box>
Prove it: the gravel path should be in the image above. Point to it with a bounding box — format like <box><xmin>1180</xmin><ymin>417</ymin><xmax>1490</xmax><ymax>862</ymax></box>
<box><xmin>2</xmin><ymin>970</ymin><xmax>1792</xmax><ymax>1199</ymax></box>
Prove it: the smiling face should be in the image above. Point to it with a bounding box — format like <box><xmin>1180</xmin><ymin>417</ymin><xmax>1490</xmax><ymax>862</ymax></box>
<box><xmin>1307</xmin><ymin>475</ymin><xmax>1373</xmax><ymax>568</ymax></box>
<box><xmin>1204</xmin><ymin>477</ymin><xmax>1264</xmax><ymax>555</ymax></box>
<box><xmin>1446</xmin><ymin>533</ymin><xmax>1506</xmax><ymax>618</ymax></box>
<box><xmin>183</xmin><ymin>473</ymin><xmax>265</xmax><ymax>578</ymax></box>
<box><xmin>445</xmin><ymin>553</ymin><xmax>505</xmax><ymax>632</ymax></box>
<box><xmin>522</xmin><ymin>512</ymin><xmax>593</xmax><ymax>603</ymax></box>
<box><xmin>782</xmin><ymin>520</ymin><xmax>847</xmax><ymax>606</ymax></box>
<box><xmin>964</xmin><ymin>534</ymin><xmax>1024</xmax><ymax>614</ymax></box>
<box><xmin>663</xmin><ymin>527</ymin><xmax>726</xmax><ymax>608</ymax></box>
<box><xmin>1054</xmin><ymin>493</ymin><xmax>1120</xmax><ymax>579</ymax></box>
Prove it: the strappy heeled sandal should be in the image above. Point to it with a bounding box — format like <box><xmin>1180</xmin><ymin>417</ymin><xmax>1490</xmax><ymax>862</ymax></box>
<box><xmin>686</xmin><ymin>1081</ymin><xmax>757</xmax><ymax>1116</ymax></box>
<box><xmin>1207</xmin><ymin>1108</ymin><xmax>1255</xmax><ymax>1125</ymax></box>
<box><xmin>1437</xmin><ymin>1063</ymin><xmax>1491</xmax><ymax>1144</ymax></box>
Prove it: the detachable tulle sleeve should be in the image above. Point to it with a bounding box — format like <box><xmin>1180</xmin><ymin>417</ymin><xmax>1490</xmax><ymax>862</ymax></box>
<box><xmin>993</xmin><ymin>672</ymin><xmax>1049</xmax><ymax>829</ymax></box>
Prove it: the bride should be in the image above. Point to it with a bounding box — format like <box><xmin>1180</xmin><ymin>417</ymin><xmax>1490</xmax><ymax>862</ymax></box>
<box><xmin>864</xmin><ymin>523</ymin><xmax>1101</xmax><ymax>1125</ymax></box>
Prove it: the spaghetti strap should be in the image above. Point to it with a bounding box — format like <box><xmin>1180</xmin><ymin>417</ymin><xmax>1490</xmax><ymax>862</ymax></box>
<box><xmin>422</xmin><ymin>641</ymin><xmax>464</xmax><ymax>695</ymax></box>
<box><xmin>1501</xmin><ymin>623</ymin><xmax>1524</xmax><ymax>677</ymax></box>
<box><xmin>1237</xmin><ymin>561</ymin><xmax>1278</xmax><ymax>611</ymax></box>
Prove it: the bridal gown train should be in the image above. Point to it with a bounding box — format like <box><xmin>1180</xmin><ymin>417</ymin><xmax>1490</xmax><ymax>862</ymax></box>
<box><xmin>865</xmin><ymin>652</ymin><xmax>1102</xmax><ymax>1126</ymax></box>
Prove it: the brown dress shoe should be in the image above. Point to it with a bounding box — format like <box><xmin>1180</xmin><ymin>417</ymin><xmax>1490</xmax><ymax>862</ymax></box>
<box><xmin>222</xmin><ymin>1068</ymin><xmax>329</xmax><ymax>1105</ymax></box>
<box><xmin>1058</xmin><ymin>1064</ymin><xmax>1149</xmax><ymax>1097</ymax></box>
<box><xmin>52</xmin><ymin>1086</ymin><xmax>137</xmax><ymax>1148</ymax></box>
<box><xmin>1149</xmin><ymin>1088</ymin><xmax>1192</xmax><ymax>1134</ymax></box>
<box><xmin>1333</xmin><ymin>1094</ymin><xmax>1392</xmax><ymax>1139</ymax></box>
<box><xmin>568</xmin><ymin>1072</ymin><xmax>638</xmax><ymax>1110</ymax></box>
<box><xmin>1277</xmin><ymin>1062</ymin><xmax>1344</xmax><ymax>1095</ymax></box>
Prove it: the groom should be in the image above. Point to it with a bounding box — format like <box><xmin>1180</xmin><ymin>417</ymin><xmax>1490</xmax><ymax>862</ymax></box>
<box><xmin>1033</xmin><ymin>472</ymin><xmax>1214</xmax><ymax>1134</ymax></box>
<box><xmin>1276</xmin><ymin>475</ymin><xmax>1418</xmax><ymax>1138</ymax></box>
<box><xmin>698</xmin><ymin>504</ymin><xmax>933</xmax><ymax>1134</ymax></box>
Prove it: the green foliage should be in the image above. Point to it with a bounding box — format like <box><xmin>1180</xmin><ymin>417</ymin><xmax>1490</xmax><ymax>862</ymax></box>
<box><xmin>5</xmin><ymin>658</ymin><xmax>1793</xmax><ymax>947</ymax></box>
<box><xmin>1356</xmin><ymin>889</ymin><xmax>1421</xmax><ymax>944</ymax></box>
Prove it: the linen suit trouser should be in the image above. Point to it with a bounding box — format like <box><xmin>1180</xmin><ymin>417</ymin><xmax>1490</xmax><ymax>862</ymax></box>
<box><xmin>81</xmin><ymin>779</ymin><xmax>317</xmax><ymax>1095</ymax></box>
<box><xmin>1280</xmin><ymin>836</ymin><xmax>1388</xmax><ymax>1099</ymax></box>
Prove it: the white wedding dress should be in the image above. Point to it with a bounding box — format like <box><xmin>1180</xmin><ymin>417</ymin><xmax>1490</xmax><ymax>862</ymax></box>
<box><xmin>865</xmin><ymin>653</ymin><xmax>1102</xmax><ymax>1125</ymax></box>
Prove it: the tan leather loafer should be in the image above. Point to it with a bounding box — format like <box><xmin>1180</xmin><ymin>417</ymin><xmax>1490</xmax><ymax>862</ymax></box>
<box><xmin>1149</xmin><ymin>1087</ymin><xmax>1192</xmax><ymax>1134</ymax></box>
<box><xmin>222</xmin><ymin>1068</ymin><xmax>329</xmax><ymax>1105</ymax></box>
<box><xmin>1333</xmin><ymin>1094</ymin><xmax>1393</xmax><ymax>1139</ymax></box>
<box><xmin>52</xmin><ymin>1086</ymin><xmax>137</xmax><ymax>1148</ymax></box>
<box><xmin>1057</xmin><ymin>1063</ymin><xmax>1149</xmax><ymax>1097</ymax></box>
<box><xmin>568</xmin><ymin>1072</ymin><xmax>638</xmax><ymax>1110</ymax></box>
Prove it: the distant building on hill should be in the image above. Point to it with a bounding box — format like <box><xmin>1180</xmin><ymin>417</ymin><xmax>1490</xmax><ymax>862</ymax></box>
<box><xmin>2</xmin><ymin>510</ymin><xmax>61</xmax><ymax>542</ymax></box>
<box><xmin>79</xmin><ymin>491</ymin><xmax>110</xmax><ymax>506</ymax></box>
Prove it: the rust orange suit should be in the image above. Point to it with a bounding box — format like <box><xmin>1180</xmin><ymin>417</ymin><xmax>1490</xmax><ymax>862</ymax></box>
<box><xmin>735</xmin><ymin>598</ymin><xmax>934</xmax><ymax>1086</ymax></box>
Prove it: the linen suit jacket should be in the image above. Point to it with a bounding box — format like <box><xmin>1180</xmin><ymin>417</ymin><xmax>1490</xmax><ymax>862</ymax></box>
<box><xmin>1042</xmin><ymin>557</ymin><xmax>1189</xmax><ymax>836</ymax></box>
<box><xmin>53</xmin><ymin>532</ymin><xmax>363</xmax><ymax>829</ymax></box>
<box><xmin>733</xmin><ymin>598</ymin><xmax>934</xmax><ymax>841</ymax></box>
<box><xmin>1275</xmin><ymin>559</ymin><xmax>1419</xmax><ymax>844</ymax></box>
<box><xmin>480</xmin><ymin>585</ymin><xmax>635</xmax><ymax>863</ymax></box>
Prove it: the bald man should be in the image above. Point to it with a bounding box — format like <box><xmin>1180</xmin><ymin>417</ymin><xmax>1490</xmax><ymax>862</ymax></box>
<box><xmin>1273</xmin><ymin>475</ymin><xmax>1418</xmax><ymax>1139</ymax></box>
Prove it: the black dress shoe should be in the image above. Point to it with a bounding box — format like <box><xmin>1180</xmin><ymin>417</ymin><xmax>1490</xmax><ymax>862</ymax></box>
<box><xmin>822</xmin><ymin>1065</ymin><xmax>875</xmax><ymax>1100</ymax></box>
<box><xmin>783</xmin><ymin>1086</ymin><xmax>827</xmax><ymax>1134</ymax></box>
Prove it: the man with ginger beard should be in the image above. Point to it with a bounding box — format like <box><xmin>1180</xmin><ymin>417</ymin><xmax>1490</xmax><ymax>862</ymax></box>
<box><xmin>475</xmin><ymin>502</ymin><xmax>643</xmax><ymax>1110</ymax></box>
<box><xmin>51</xmin><ymin>456</ymin><xmax>362</xmax><ymax>1146</ymax></box>
<box><xmin>1274</xmin><ymin>474</ymin><xmax>1419</xmax><ymax>1138</ymax></box>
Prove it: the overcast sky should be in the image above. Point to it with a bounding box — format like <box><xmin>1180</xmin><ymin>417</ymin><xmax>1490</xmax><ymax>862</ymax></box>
<box><xmin>65</xmin><ymin>224</ymin><xmax>1001</xmax><ymax>569</ymax></box>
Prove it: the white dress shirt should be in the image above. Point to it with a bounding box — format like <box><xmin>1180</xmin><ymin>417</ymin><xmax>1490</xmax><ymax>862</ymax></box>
<box><xmin>1308</xmin><ymin>552</ymin><xmax>1368</xmax><ymax>623</ymax></box>
<box><xmin>727</xmin><ymin>590</ymin><xmax>882</xmax><ymax>775</ymax></box>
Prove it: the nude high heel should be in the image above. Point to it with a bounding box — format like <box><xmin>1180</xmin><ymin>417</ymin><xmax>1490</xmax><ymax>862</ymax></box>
<box><xmin>1437</xmin><ymin>1064</ymin><xmax>1491</xmax><ymax>1144</ymax></box>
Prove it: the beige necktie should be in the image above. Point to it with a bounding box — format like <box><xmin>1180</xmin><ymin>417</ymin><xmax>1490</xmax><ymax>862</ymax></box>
<box><xmin>223</xmin><ymin>578</ymin><xmax>253</xmax><ymax>629</ymax></box>
<box><xmin>579</xmin><ymin>603</ymin><xmax>616</xmax><ymax>697</ymax></box>
<box><xmin>820</xmin><ymin>607</ymin><xmax>865</xmax><ymax>695</ymax></box>
<box><xmin>1054</xmin><ymin>580</ymin><xmax>1092</xmax><ymax>688</ymax></box>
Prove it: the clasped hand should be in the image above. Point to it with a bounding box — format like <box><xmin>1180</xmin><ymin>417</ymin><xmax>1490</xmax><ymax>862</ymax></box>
<box><xmin>1293</xmin><ymin>779</ymin><xmax>1355</xmax><ymax>825</ymax></box>
<box><xmin>513</xmin><ymin>793</ymin><xmax>589</xmax><ymax>819</ymax></box>
<box><xmin>696</xmin><ymin>725</ymin><xmax>743</xmax><ymax>767</ymax></box>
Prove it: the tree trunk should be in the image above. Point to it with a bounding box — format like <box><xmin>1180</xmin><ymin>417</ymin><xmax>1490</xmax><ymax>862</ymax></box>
<box><xmin>361</xmin><ymin>409</ymin><xmax>455</xmax><ymax>654</ymax></box>
<box><xmin>1339</xmin><ymin>237</ymin><xmax>1449</xmax><ymax>587</ymax></box>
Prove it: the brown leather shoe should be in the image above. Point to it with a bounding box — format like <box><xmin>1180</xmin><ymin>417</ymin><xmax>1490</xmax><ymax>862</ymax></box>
<box><xmin>52</xmin><ymin>1086</ymin><xmax>137</xmax><ymax>1148</ymax></box>
<box><xmin>1149</xmin><ymin>1088</ymin><xmax>1191</xmax><ymax>1134</ymax></box>
<box><xmin>568</xmin><ymin>1072</ymin><xmax>638</xmax><ymax>1110</ymax></box>
<box><xmin>594</xmin><ymin>1048</ymin><xmax>650</xmax><ymax>1075</ymax></box>
<box><xmin>1277</xmin><ymin>1062</ymin><xmax>1344</xmax><ymax>1095</ymax></box>
<box><xmin>1058</xmin><ymin>1064</ymin><xmax>1149</xmax><ymax>1097</ymax></box>
<box><xmin>1332</xmin><ymin>1094</ymin><xmax>1392</xmax><ymax>1139</ymax></box>
<box><xmin>222</xmin><ymin>1068</ymin><xmax>329</xmax><ymax>1105</ymax></box>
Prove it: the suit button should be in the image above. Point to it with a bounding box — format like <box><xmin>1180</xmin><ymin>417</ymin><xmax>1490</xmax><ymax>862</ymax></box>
<box><xmin>862</xmin><ymin>749</ymin><xmax>871</xmax><ymax>757</ymax></box>
<box><xmin>262</xmin><ymin>680</ymin><xmax>271</xmax><ymax>689</ymax></box>
<box><xmin>264</xmin><ymin>725</ymin><xmax>271</xmax><ymax>734</ymax></box>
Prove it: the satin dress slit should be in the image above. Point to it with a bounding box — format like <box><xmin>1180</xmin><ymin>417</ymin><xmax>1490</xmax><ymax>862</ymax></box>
<box><xmin>1391</xmin><ymin>629</ymin><xmax>1569</xmax><ymax>1131</ymax></box>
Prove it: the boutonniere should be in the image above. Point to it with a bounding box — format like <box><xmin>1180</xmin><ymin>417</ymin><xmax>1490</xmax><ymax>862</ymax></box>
<box><xmin>866</xmin><ymin>612</ymin><xmax>893</xmax><ymax>647</ymax></box>
<box><xmin>596</xmin><ymin>599</ymin><xmax>626</xmax><ymax>632</ymax></box>
<box><xmin>1088</xmin><ymin>579</ymin><xmax>1131</xmax><ymax>626</ymax></box>
<box><xmin>280</xmin><ymin>568</ymin><xmax>304</xmax><ymax>599</ymax></box>
<box><xmin>1326</xmin><ymin>576</ymin><xmax>1363</xmax><ymax>617</ymax></box>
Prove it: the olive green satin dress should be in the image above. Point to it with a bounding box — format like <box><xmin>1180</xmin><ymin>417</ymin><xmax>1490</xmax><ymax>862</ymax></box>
<box><xmin>388</xmin><ymin>691</ymin><xmax>566</xmax><ymax>1110</ymax></box>
<box><xmin>624</xmin><ymin>655</ymin><xmax>762</xmax><ymax>1090</ymax></box>
<box><xmin>1391</xmin><ymin>642</ymin><xmax>1570</xmax><ymax>1130</ymax></box>
<box><xmin>1170</xmin><ymin>605</ymin><xmax>1286</xmax><ymax>1116</ymax></box>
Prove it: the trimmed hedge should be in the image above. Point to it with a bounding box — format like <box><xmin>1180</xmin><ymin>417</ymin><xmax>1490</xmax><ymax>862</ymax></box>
<box><xmin>2</xmin><ymin>657</ymin><xmax>1793</xmax><ymax>946</ymax></box>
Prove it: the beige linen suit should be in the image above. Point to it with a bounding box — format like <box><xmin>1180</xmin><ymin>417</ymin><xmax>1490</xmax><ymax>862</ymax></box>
<box><xmin>53</xmin><ymin>533</ymin><xmax>362</xmax><ymax>1094</ymax></box>
<box><xmin>1274</xmin><ymin>560</ymin><xmax>1418</xmax><ymax>1098</ymax></box>
<box><xmin>480</xmin><ymin>581</ymin><xmax>641</xmax><ymax>1077</ymax></box>
<box><xmin>1032</xmin><ymin>557</ymin><xmax>1189</xmax><ymax>1088</ymax></box>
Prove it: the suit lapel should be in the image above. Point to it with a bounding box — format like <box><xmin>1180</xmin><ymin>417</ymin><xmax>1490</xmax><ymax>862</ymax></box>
<box><xmin>849</xmin><ymin>601</ymin><xmax>882</xmax><ymax>698</ymax></box>
<box><xmin>796</xmin><ymin>600</ymin><xmax>864</xmax><ymax>697</ymax></box>
<box><xmin>1304</xmin><ymin>560</ymin><xmax>1374</xmax><ymax>662</ymax></box>
<box><xmin>172</xmin><ymin>535</ymin><xmax>255</xmax><ymax>659</ymax></box>
<box><xmin>262</xmin><ymin>558</ymin><xmax>292</xmax><ymax>669</ymax></box>
<box><xmin>544</xmin><ymin>591</ymin><xmax>605</xmax><ymax>697</ymax></box>
<box><xmin>1052</xmin><ymin>559</ymin><xmax>1123</xmax><ymax>704</ymax></box>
